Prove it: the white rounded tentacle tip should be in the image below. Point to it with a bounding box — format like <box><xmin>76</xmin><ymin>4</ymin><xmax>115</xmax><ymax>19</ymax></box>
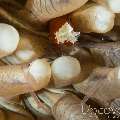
<box><xmin>94</xmin><ymin>5</ymin><xmax>114</xmax><ymax>32</ymax></box>
<box><xmin>51</xmin><ymin>56</ymin><xmax>81</xmax><ymax>81</ymax></box>
<box><xmin>0</xmin><ymin>23</ymin><xmax>20</xmax><ymax>55</ymax></box>
<box><xmin>107</xmin><ymin>0</ymin><xmax>120</xmax><ymax>13</ymax></box>
<box><xmin>29</xmin><ymin>59</ymin><xmax>51</xmax><ymax>83</ymax></box>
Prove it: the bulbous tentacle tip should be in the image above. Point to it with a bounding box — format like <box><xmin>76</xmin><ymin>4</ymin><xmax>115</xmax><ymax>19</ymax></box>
<box><xmin>0</xmin><ymin>23</ymin><xmax>20</xmax><ymax>57</ymax></box>
<box><xmin>51</xmin><ymin>56</ymin><xmax>81</xmax><ymax>87</ymax></box>
<box><xmin>29</xmin><ymin>59</ymin><xmax>51</xmax><ymax>86</ymax></box>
